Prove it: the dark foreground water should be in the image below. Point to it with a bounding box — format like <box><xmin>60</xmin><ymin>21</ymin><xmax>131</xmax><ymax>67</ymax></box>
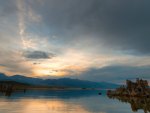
<box><xmin>0</xmin><ymin>90</ymin><xmax>148</xmax><ymax>113</ymax></box>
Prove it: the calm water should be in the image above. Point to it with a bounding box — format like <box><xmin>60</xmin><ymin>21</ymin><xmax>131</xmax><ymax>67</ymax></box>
<box><xmin>0</xmin><ymin>90</ymin><xmax>147</xmax><ymax>113</ymax></box>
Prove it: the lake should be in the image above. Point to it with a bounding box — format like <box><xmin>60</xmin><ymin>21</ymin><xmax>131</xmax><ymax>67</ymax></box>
<box><xmin>0</xmin><ymin>90</ymin><xmax>148</xmax><ymax>113</ymax></box>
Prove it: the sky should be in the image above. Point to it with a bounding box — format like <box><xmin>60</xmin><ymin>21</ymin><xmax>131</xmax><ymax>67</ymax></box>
<box><xmin>0</xmin><ymin>0</ymin><xmax>150</xmax><ymax>83</ymax></box>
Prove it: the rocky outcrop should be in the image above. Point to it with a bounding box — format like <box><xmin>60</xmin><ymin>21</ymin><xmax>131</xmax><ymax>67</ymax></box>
<box><xmin>107</xmin><ymin>78</ymin><xmax>150</xmax><ymax>97</ymax></box>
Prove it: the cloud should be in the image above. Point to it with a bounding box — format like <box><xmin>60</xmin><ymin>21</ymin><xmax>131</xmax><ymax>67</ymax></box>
<box><xmin>0</xmin><ymin>64</ymin><xmax>6</xmax><ymax>67</ymax></box>
<box><xmin>0</xmin><ymin>0</ymin><xmax>18</xmax><ymax>17</ymax></box>
<box><xmin>0</xmin><ymin>0</ymin><xmax>150</xmax><ymax>81</ymax></box>
<box><xmin>74</xmin><ymin>65</ymin><xmax>150</xmax><ymax>83</ymax></box>
<box><xmin>28</xmin><ymin>0</ymin><xmax>150</xmax><ymax>55</ymax></box>
<box><xmin>0</xmin><ymin>50</ymin><xmax>33</xmax><ymax>76</ymax></box>
<box><xmin>23</xmin><ymin>51</ymin><xmax>55</xmax><ymax>59</ymax></box>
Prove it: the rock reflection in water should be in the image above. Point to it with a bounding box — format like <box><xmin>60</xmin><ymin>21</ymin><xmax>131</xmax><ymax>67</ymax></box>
<box><xmin>108</xmin><ymin>95</ymin><xmax>150</xmax><ymax>113</ymax></box>
<box><xmin>0</xmin><ymin>81</ymin><xmax>27</xmax><ymax>96</ymax></box>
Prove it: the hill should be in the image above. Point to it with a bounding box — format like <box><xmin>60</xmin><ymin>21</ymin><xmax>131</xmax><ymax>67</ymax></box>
<box><xmin>0</xmin><ymin>73</ymin><xmax>119</xmax><ymax>89</ymax></box>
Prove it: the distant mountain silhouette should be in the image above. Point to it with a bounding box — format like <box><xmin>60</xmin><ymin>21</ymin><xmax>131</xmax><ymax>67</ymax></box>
<box><xmin>0</xmin><ymin>73</ymin><xmax>119</xmax><ymax>89</ymax></box>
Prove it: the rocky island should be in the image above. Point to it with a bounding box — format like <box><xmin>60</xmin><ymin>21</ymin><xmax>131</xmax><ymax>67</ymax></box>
<box><xmin>107</xmin><ymin>78</ymin><xmax>150</xmax><ymax>97</ymax></box>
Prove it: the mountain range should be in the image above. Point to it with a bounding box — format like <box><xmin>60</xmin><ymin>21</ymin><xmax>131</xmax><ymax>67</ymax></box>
<box><xmin>0</xmin><ymin>73</ymin><xmax>119</xmax><ymax>89</ymax></box>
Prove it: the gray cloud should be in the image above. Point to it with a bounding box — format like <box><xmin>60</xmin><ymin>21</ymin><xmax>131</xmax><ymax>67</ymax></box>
<box><xmin>33</xmin><ymin>62</ymin><xmax>41</xmax><ymax>65</ymax></box>
<box><xmin>23</xmin><ymin>51</ymin><xmax>55</xmax><ymax>59</ymax></box>
<box><xmin>71</xmin><ymin>65</ymin><xmax>150</xmax><ymax>83</ymax></box>
<box><xmin>0</xmin><ymin>57</ymin><xmax>32</xmax><ymax>75</ymax></box>
<box><xmin>0</xmin><ymin>0</ymin><xmax>18</xmax><ymax>17</ymax></box>
<box><xmin>27</xmin><ymin>0</ymin><xmax>150</xmax><ymax>55</ymax></box>
<box><xmin>0</xmin><ymin>64</ymin><xmax>6</xmax><ymax>67</ymax></box>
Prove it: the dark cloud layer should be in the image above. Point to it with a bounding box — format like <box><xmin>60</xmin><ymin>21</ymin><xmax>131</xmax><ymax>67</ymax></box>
<box><xmin>23</xmin><ymin>51</ymin><xmax>55</xmax><ymax>59</ymax></box>
<box><xmin>28</xmin><ymin>0</ymin><xmax>150</xmax><ymax>54</ymax></box>
<box><xmin>0</xmin><ymin>0</ymin><xmax>18</xmax><ymax>17</ymax></box>
<box><xmin>75</xmin><ymin>65</ymin><xmax>150</xmax><ymax>82</ymax></box>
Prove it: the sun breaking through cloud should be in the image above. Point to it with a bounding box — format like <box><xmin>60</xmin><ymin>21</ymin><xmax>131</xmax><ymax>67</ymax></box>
<box><xmin>0</xmin><ymin>0</ymin><xmax>150</xmax><ymax>83</ymax></box>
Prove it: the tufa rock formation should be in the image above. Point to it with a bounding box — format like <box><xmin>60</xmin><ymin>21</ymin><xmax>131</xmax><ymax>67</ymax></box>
<box><xmin>107</xmin><ymin>78</ymin><xmax>150</xmax><ymax>97</ymax></box>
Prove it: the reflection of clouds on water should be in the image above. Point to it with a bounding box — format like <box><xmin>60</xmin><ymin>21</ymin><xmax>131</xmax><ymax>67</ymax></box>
<box><xmin>0</xmin><ymin>90</ymin><xmax>107</xmax><ymax>113</ymax></box>
<box><xmin>0</xmin><ymin>90</ymin><xmax>145</xmax><ymax>113</ymax></box>
<box><xmin>21</xmin><ymin>99</ymin><xmax>92</xmax><ymax>113</ymax></box>
<box><xmin>0</xmin><ymin>98</ymin><xmax>101</xmax><ymax>113</ymax></box>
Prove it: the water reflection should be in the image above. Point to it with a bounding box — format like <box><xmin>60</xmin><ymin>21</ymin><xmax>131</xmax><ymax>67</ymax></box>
<box><xmin>0</xmin><ymin>90</ymin><xmax>106</xmax><ymax>113</ymax></box>
<box><xmin>0</xmin><ymin>81</ymin><xmax>27</xmax><ymax>97</ymax></box>
<box><xmin>0</xmin><ymin>90</ymin><xmax>100</xmax><ymax>99</ymax></box>
<box><xmin>108</xmin><ymin>95</ymin><xmax>150</xmax><ymax>113</ymax></box>
<box><xmin>0</xmin><ymin>90</ymin><xmax>147</xmax><ymax>113</ymax></box>
<box><xmin>0</xmin><ymin>98</ymin><xmax>93</xmax><ymax>113</ymax></box>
